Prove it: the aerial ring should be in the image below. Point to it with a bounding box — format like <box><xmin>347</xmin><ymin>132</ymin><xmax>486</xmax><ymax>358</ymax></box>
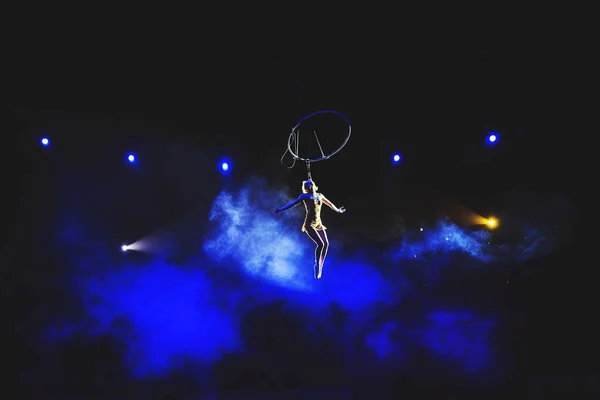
<box><xmin>287</xmin><ymin>110</ymin><xmax>351</xmax><ymax>163</ymax></box>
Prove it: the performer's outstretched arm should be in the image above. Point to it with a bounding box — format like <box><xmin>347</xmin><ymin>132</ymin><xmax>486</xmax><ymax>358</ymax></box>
<box><xmin>273</xmin><ymin>194</ymin><xmax>306</xmax><ymax>214</ymax></box>
<box><xmin>321</xmin><ymin>195</ymin><xmax>346</xmax><ymax>213</ymax></box>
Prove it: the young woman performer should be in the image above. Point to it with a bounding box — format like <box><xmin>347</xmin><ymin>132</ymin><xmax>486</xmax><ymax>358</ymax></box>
<box><xmin>273</xmin><ymin>180</ymin><xmax>346</xmax><ymax>279</ymax></box>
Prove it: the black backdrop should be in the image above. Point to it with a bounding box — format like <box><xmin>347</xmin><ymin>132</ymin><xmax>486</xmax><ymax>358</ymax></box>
<box><xmin>7</xmin><ymin>5</ymin><xmax>590</xmax><ymax>397</ymax></box>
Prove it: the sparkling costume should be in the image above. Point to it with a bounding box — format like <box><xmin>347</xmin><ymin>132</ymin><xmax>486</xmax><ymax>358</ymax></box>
<box><xmin>301</xmin><ymin>193</ymin><xmax>327</xmax><ymax>232</ymax></box>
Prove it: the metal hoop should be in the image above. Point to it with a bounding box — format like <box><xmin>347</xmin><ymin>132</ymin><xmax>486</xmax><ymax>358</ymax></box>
<box><xmin>287</xmin><ymin>110</ymin><xmax>351</xmax><ymax>163</ymax></box>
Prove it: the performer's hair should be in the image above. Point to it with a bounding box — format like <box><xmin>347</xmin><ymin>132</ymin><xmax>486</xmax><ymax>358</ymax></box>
<box><xmin>302</xmin><ymin>180</ymin><xmax>318</xmax><ymax>194</ymax></box>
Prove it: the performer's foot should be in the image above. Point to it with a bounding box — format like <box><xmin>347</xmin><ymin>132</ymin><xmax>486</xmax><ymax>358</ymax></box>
<box><xmin>316</xmin><ymin>264</ymin><xmax>323</xmax><ymax>279</ymax></box>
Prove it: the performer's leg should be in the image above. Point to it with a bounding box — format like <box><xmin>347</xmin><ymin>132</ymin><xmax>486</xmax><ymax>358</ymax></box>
<box><xmin>305</xmin><ymin>228</ymin><xmax>324</xmax><ymax>278</ymax></box>
<box><xmin>316</xmin><ymin>229</ymin><xmax>329</xmax><ymax>273</ymax></box>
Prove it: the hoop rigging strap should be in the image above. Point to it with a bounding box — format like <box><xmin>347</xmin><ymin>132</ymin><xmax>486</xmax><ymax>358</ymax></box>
<box><xmin>280</xmin><ymin>128</ymin><xmax>299</xmax><ymax>169</ymax></box>
<box><xmin>280</xmin><ymin>131</ymin><xmax>313</xmax><ymax>180</ymax></box>
<box><xmin>313</xmin><ymin>130</ymin><xmax>325</xmax><ymax>159</ymax></box>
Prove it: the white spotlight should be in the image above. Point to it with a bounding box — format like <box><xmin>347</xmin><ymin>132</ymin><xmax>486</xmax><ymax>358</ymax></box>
<box><xmin>121</xmin><ymin>245</ymin><xmax>128</xmax><ymax>252</ymax></box>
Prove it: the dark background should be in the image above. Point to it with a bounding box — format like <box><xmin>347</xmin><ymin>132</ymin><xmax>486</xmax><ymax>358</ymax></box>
<box><xmin>11</xmin><ymin>5</ymin><xmax>585</xmax><ymax>188</ymax></box>
<box><xmin>7</xmin><ymin>5</ymin><xmax>590</xmax><ymax>398</ymax></box>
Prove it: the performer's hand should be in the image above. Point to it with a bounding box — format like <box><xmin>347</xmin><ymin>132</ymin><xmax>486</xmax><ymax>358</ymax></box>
<box><xmin>338</xmin><ymin>207</ymin><xmax>346</xmax><ymax>214</ymax></box>
<box><xmin>272</xmin><ymin>208</ymin><xmax>281</xmax><ymax>214</ymax></box>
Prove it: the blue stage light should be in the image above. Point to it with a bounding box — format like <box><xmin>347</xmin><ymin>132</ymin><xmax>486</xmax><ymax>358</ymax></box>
<box><xmin>219</xmin><ymin>159</ymin><xmax>231</xmax><ymax>174</ymax></box>
<box><xmin>392</xmin><ymin>153</ymin><xmax>402</xmax><ymax>164</ymax></box>
<box><xmin>127</xmin><ymin>153</ymin><xmax>136</xmax><ymax>163</ymax></box>
<box><xmin>487</xmin><ymin>133</ymin><xmax>498</xmax><ymax>144</ymax></box>
<box><xmin>40</xmin><ymin>137</ymin><xmax>50</xmax><ymax>147</ymax></box>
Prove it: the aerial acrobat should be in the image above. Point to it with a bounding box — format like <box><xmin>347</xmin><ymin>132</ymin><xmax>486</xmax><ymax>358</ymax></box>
<box><xmin>272</xmin><ymin>110</ymin><xmax>352</xmax><ymax>279</ymax></box>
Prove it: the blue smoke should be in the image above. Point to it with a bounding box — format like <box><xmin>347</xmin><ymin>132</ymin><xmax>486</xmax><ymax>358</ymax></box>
<box><xmin>57</xmin><ymin>261</ymin><xmax>242</xmax><ymax>377</ymax></box>
<box><xmin>46</xmin><ymin>177</ymin><xmax>552</xmax><ymax>385</ymax></box>
<box><xmin>393</xmin><ymin>221</ymin><xmax>493</xmax><ymax>263</ymax></box>
<box><xmin>365</xmin><ymin>321</ymin><xmax>407</xmax><ymax>362</ymax></box>
<box><xmin>391</xmin><ymin>208</ymin><xmax>569</xmax><ymax>266</ymax></box>
<box><xmin>202</xmin><ymin>178</ymin><xmax>397</xmax><ymax>311</ymax></box>
<box><xmin>365</xmin><ymin>311</ymin><xmax>495</xmax><ymax>373</ymax></box>
<box><xmin>203</xmin><ymin>186</ymin><xmax>312</xmax><ymax>291</ymax></box>
<box><xmin>422</xmin><ymin>310</ymin><xmax>495</xmax><ymax>372</ymax></box>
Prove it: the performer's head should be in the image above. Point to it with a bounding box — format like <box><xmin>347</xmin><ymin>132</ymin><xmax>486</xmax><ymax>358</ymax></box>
<box><xmin>302</xmin><ymin>180</ymin><xmax>318</xmax><ymax>194</ymax></box>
